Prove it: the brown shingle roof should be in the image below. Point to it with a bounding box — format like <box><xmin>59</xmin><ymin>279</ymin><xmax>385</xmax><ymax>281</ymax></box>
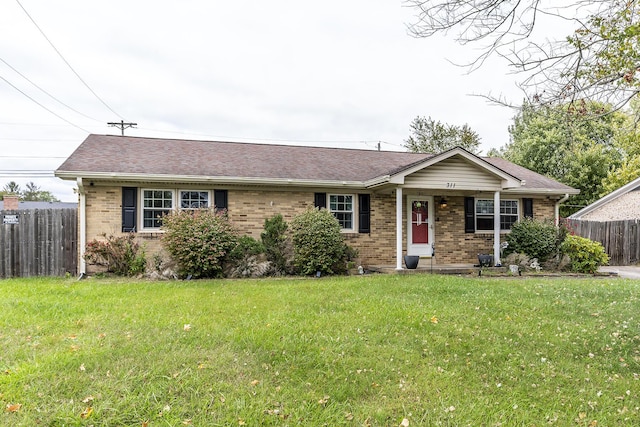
<box><xmin>56</xmin><ymin>134</ymin><xmax>431</xmax><ymax>182</ymax></box>
<box><xmin>55</xmin><ymin>134</ymin><xmax>576</xmax><ymax>192</ymax></box>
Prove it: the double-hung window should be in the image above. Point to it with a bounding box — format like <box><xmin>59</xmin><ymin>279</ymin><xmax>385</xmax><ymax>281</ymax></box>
<box><xmin>475</xmin><ymin>199</ymin><xmax>519</xmax><ymax>231</ymax></box>
<box><xmin>141</xmin><ymin>189</ymin><xmax>211</xmax><ymax>230</ymax></box>
<box><xmin>142</xmin><ymin>190</ymin><xmax>174</xmax><ymax>229</ymax></box>
<box><xmin>180</xmin><ymin>190</ymin><xmax>209</xmax><ymax>210</ymax></box>
<box><xmin>329</xmin><ymin>194</ymin><xmax>354</xmax><ymax>231</ymax></box>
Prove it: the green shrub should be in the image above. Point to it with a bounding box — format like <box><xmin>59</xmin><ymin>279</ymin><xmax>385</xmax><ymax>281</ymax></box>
<box><xmin>505</xmin><ymin>218</ymin><xmax>560</xmax><ymax>262</ymax></box>
<box><xmin>84</xmin><ymin>233</ymin><xmax>146</xmax><ymax>276</ymax></box>
<box><xmin>290</xmin><ymin>208</ymin><xmax>347</xmax><ymax>275</ymax></box>
<box><xmin>560</xmin><ymin>234</ymin><xmax>609</xmax><ymax>274</ymax></box>
<box><xmin>261</xmin><ymin>214</ymin><xmax>291</xmax><ymax>275</ymax></box>
<box><xmin>161</xmin><ymin>209</ymin><xmax>238</xmax><ymax>278</ymax></box>
<box><xmin>227</xmin><ymin>235</ymin><xmax>267</xmax><ymax>278</ymax></box>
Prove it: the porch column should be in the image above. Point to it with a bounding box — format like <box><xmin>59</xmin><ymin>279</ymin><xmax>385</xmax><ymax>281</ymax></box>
<box><xmin>493</xmin><ymin>191</ymin><xmax>501</xmax><ymax>266</ymax></box>
<box><xmin>396</xmin><ymin>187</ymin><xmax>403</xmax><ymax>270</ymax></box>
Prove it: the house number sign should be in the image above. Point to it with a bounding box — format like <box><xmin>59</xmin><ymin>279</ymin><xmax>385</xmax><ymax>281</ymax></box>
<box><xmin>3</xmin><ymin>214</ymin><xmax>19</xmax><ymax>225</ymax></box>
<box><xmin>446</xmin><ymin>182</ymin><xmax>456</xmax><ymax>188</ymax></box>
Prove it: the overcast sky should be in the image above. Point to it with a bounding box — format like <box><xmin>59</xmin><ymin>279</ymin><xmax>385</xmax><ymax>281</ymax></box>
<box><xmin>0</xmin><ymin>1</ymin><xmax>569</xmax><ymax>202</ymax></box>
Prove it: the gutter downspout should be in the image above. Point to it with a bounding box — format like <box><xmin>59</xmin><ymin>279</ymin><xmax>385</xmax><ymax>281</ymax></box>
<box><xmin>555</xmin><ymin>194</ymin><xmax>569</xmax><ymax>226</ymax></box>
<box><xmin>77</xmin><ymin>177</ymin><xmax>86</xmax><ymax>275</ymax></box>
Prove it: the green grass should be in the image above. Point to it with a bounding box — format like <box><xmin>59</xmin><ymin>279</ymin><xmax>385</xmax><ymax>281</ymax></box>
<box><xmin>1</xmin><ymin>275</ymin><xmax>639</xmax><ymax>426</ymax></box>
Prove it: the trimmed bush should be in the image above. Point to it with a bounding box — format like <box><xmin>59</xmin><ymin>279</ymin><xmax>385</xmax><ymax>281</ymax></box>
<box><xmin>561</xmin><ymin>234</ymin><xmax>609</xmax><ymax>274</ymax></box>
<box><xmin>226</xmin><ymin>236</ymin><xmax>267</xmax><ymax>278</ymax></box>
<box><xmin>84</xmin><ymin>233</ymin><xmax>146</xmax><ymax>276</ymax></box>
<box><xmin>161</xmin><ymin>209</ymin><xmax>238</xmax><ymax>278</ymax></box>
<box><xmin>261</xmin><ymin>214</ymin><xmax>291</xmax><ymax>275</ymax></box>
<box><xmin>505</xmin><ymin>218</ymin><xmax>560</xmax><ymax>262</ymax></box>
<box><xmin>291</xmin><ymin>208</ymin><xmax>347</xmax><ymax>275</ymax></box>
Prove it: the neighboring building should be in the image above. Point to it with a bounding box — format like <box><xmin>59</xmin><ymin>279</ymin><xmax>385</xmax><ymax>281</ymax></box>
<box><xmin>569</xmin><ymin>176</ymin><xmax>640</xmax><ymax>221</ymax></box>
<box><xmin>55</xmin><ymin>134</ymin><xmax>578</xmax><ymax>274</ymax></box>
<box><xmin>0</xmin><ymin>197</ymin><xmax>77</xmax><ymax>210</ymax></box>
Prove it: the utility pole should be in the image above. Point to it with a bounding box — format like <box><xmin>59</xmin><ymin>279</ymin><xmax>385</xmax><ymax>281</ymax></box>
<box><xmin>107</xmin><ymin>120</ymin><xmax>137</xmax><ymax>136</ymax></box>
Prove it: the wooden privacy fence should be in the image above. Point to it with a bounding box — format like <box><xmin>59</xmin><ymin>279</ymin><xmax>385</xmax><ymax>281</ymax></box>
<box><xmin>565</xmin><ymin>219</ymin><xmax>640</xmax><ymax>266</ymax></box>
<box><xmin>0</xmin><ymin>209</ymin><xmax>77</xmax><ymax>278</ymax></box>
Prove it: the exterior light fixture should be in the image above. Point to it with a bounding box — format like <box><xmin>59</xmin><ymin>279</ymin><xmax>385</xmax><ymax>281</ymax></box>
<box><xmin>439</xmin><ymin>198</ymin><xmax>447</xmax><ymax>208</ymax></box>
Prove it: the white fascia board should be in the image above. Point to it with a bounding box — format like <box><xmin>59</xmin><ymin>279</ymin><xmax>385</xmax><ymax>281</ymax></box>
<box><xmin>54</xmin><ymin>171</ymin><xmax>366</xmax><ymax>189</ymax></box>
<box><xmin>389</xmin><ymin>147</ymin><xmax>523</xmax><ymax>189</ymax></box>
<box><xmin>501</xmin><ymin>188</ymin><xmax>580</xmax><ymax>197</ymax></box>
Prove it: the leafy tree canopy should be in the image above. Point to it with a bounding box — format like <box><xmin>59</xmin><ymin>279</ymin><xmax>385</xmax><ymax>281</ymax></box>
<box><xmin>497</xmin><ymin>101</ymin><xmax>629</xmax><ymax>214</ymax></box>
<box><xmin>404</xmin><ymin>116</ymin><xmax>481</xmax><ymax>154</ymax></box>
<box><xmin>1</xmin><ymin>181</ymin><xmax>60</xmax><ymax>202</ymax></box>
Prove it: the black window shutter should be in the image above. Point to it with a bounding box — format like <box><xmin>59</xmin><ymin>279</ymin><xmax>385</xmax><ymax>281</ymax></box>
<box><xmin>523</xmin><ymin>198</ymin><xmax>534</xmax><ymax>219</ymax></box>
<box><xmin>358</xmin><ymin>194</ymin><xmax>371</xmax><ymax>233</ymax></box>
<box><xmin>464</xmin><ymin>197</ymin><xmax>475</xmax><ymax>233</ymax></box>
<box><xmin>122</xmin><ymin>187</ymin><xmax>137</xmax><ymax>232</ymax></box>
<box><xmin>214</xmin><ymin>190</ymin><xmax>228</xmax><ymax>212</ymax></box>
<box><xmin>314</xmin><ymin>192</ymin><xmax>327</xmax><ymax>209</ymax></box>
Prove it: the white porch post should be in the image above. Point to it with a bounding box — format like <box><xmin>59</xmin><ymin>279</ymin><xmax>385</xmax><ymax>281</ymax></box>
<box><xmin>396</xmin><ymin>187</ymin><xmax>403</xmax><ymax>270</ymax></box>
<box><xmin>493</xmin><ymin>191</ymin><xmax>501</xmax><ymax>266</ymax></box>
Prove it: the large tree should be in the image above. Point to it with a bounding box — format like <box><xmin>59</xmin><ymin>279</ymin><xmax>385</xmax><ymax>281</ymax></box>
<box><xmin>500</xmin><ymin>101</ymin><xmax>627</xmax><ymax>213</ymax></box>
<box><xmin>404</xmin><ymin>116</ymin><xmax>481</xmax><ymax>153</ymax></box>
<box><xmin>22</xmin><ymin>182</ymin><xmax>60</xmax><ymax>202</ymax></box>
<box><xmin>1</xmin><ymin>181</ymin><xmax>60</xmax><ymax>202</ymax></box>
<box><xmin>404</xmin><ymin>0</ymin><xmax>640</xmax><ymax>113</ymax></box>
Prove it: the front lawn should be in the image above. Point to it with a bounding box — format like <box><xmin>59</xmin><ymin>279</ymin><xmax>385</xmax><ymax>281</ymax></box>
<box><xmin>1</xmin><ymin>275</ymin><xmax>639</xmax><ymax>426</ymax></box>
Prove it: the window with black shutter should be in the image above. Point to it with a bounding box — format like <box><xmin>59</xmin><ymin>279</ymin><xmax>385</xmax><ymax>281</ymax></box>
<box><xmin>214</xmin><ymin>190</ymin><xmax>228</xmax><ymax>213</ymax></box>
<box><xmin>358</xmin><ymin>194</ymin><xmax>370</xmax><ymax>233</ymax></box>
<box><xmin>523</xmin><ymin>198</ymin><xmax>534</xmax><ymax>219</ymax></box>
<box><xmin>314</xmin><ymin>192</ymin><xmax>327</xmax><ymax>209</ymax></box>
<box><xmin>464</xmin><ymin>197</ymin><xmax>475</xmax><ymax>233</ymax></box>
<box><xmin>122</xmin><ymin>187</ymin><xmax>137</xmax><ymax>232</ymax></box>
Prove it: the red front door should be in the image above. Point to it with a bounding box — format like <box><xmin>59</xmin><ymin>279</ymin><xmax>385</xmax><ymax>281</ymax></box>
<box><xmin>411</xmin><ymin>200</ymin><xmax>429</xmax><ymax>244</ymax></box>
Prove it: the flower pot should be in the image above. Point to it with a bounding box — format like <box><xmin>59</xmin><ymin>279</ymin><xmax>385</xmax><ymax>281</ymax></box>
<box><xmin>404</xmin><ymin>255</ymin><xmax>420</xmax><ymax>269</ymax></box>
<box><xmin>477</xmin><ymin>254</ymin><xmax>493</xmax><ymax>267</ymax></box>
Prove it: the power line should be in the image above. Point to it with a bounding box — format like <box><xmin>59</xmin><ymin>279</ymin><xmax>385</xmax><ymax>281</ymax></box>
<box><xmin>0</xmin><ymin>73</ymin><xmax>89</xmax><ymax>132</ymax></box>
<box><xmin>0</xmin><ymin>56</ymin><xmax>104</xmax><ymax>123</ymax></box>
<box><xmin>15</xmin><ymin>0</ymin><xmax>124</xmax><ymax>120</ymax></box>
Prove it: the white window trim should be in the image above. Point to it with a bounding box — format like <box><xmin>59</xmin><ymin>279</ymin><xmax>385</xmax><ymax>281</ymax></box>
<box><xmin>475</xmin><ymin>198</ymin><xmax>520</xmax><ymax>233</ymax></box>
<box><xmin>139</xmin><ymin>188</ymin><xmax>212</xmax><ymax>232</ymax></box>
<box><xmin>328</xmin><ymin>193</ymin><xmax>356</xmax><ymax>232</ymax></box>
<box><xmin>178</xmin><ymin>189</ymin><xmax>212</xmax><ymax>210</ymax></box>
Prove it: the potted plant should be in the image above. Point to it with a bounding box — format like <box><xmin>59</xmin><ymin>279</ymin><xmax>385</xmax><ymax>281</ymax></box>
<box><xmin>404</xmin><ymin>255</ymin><xmax>420</xmax><ymax>269</ymax></box>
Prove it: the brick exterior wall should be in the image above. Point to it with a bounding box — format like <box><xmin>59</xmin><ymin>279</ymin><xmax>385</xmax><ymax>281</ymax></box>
<box><xmin>81</xmin><ymin>185</ymin><xmax>558</xmax><ymax>272</ymax></box>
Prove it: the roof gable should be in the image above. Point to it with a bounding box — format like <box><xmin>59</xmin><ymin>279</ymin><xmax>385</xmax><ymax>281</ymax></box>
<box><xmin>569</xmin><ymin>175</ymin><xmax>640</xmax><ymax>219</ymax></box>
<box><xmin>386</xmin><ymin>147</ymin><xmax>522</xmax><ymax>190</ymax></box>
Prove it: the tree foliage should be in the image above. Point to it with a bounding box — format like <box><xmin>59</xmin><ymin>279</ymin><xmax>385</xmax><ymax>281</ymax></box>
<box><xmin>404</xmin><ymin>116</ymin><xmax>481</xmax><ymax>154</ymax></box>
<box><xmin>404</xmin><ymin>0</ymin><xmax>640</xmax><ymax>113</ymax></box>
<box><xmin>499</xmin><ymin>101</ymin><xmax>626</xmax><ymax>213</ymax></box>
<box><xmin>1</xmin><ymin>181</ymin><xmax>60</xmax><ymax>202</ymax></box>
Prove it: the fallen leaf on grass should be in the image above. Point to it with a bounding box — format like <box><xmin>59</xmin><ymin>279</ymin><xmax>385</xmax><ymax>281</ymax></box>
<box><xmin>142</xmin><ymin>421</ymin><xmax>149</xmax><ymax>427</ymax></box>
<box><xmin>182</xmin><ymin>419</ymin><xmax>193</xmax><ymax>425</ymax></box>
<box><xmin>5</xmin><ymin>403</ymin><xmax>21</xmax><ymax>412</ymax></box>
<box><xmin>80</xmin><ymin>406</ymin><xmax>93</xmax><ymax>419</ymax></box>
<box><xmin>345</xmin><ymin>412</ymin><xmax>354</xmax><ymax>421</ymax></box>
<box><xmin>183</xmin><ymin>324</ymin><xmax>192</xmax><ymax>331</ymax></box>
<box><xmin>430</xmin><ymin>316</ymin><xmax>438</xmax><ymax>324</ymax></box>
<box><xmin>82</xmin><ymin>395</ymin><xmax>94</xmax><ymax>404</ymax></box>
<box><xmin>400</xmin><ymin>418</ymin><xmax>410</xmax><ymax>427</ymax></box>
<box><xmin>251</xmin><ymin>379</ymin><xmax>260</xmax><ymax>386</ymax></box>
<box><xmin>318</xmin><ymin>395</ymin><xmax>330</xmax><ymax>405</ymax></box>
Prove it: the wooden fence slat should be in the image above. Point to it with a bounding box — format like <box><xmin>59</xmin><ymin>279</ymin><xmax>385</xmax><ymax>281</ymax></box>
<box><xmin>567</xmin><ymin>218</ymin><xmax>640</xmax><ymax>266</ymax></box>
<box><xmin>0</xmin><ymin>208</ymin><xmax>77</xmax><ymax>277</ymax></box>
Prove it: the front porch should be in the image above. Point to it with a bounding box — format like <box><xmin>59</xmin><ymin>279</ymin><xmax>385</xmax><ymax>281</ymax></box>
<box><xmin>366</xmin><ymin>263</ymin><xmax>509</xmax><ymax>275</ymax></box>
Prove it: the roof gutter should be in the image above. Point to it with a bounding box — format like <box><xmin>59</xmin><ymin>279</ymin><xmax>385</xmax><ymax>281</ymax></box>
<box><xmin>55</xmin><ymin>171</ymin><xmax>365</xmax><ymax>189</ymax></box>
